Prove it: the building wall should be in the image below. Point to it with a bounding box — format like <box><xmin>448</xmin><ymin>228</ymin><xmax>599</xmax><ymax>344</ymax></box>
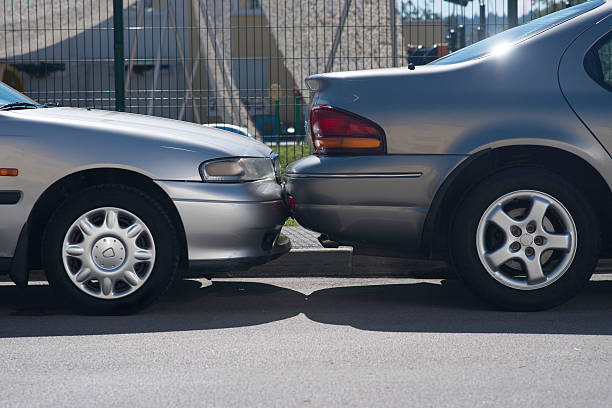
<box><xmin>402</xmin><ymin>20</ymin><xmax>446</xmax><ymax>48</ymax></box>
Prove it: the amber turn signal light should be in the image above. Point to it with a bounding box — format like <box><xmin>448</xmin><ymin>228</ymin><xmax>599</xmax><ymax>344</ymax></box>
<box><xmin>313</xmin><ymin>136</ymin><xmax>382</xmax><ymax>150</ymax></box>
<box><xmin>0</xmin><ymin>168</ymin><xmax>18</xmax><ymax>177</ymax></box>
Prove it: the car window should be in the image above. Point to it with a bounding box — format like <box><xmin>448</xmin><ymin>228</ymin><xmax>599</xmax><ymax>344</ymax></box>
<box><xmin>585</xmin><ymin>31</ymin><xmax>612</xmax><ymax>92</ymax></box>
<box><xmin>431</xmin><ymin>0</ymin><xmax>604</xmax><ymax>65</ymax></box>
<box><xmin>0</xmin><ymin>81</ymin><xmax>35</xmax><ymax>106</ymax></box>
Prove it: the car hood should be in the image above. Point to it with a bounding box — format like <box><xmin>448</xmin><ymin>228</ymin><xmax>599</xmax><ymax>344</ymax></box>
<box><xmin>7</xmin><ymin>107</ymin><xmax>271</xmax><ymax>158</ymax></box>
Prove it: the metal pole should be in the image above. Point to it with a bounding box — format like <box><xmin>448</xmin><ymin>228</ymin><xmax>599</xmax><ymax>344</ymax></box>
<box><xmin>113</xmin><ymin>0</ymin><xmax>126</xmax><ymax>112</ymax></box>
<box><xmin>390</xmin><ymin>0</ymin><xmax>397</xmax><ymax>68</ymax></box>
<box><xmin>147</xmin><ymin>4</ymin><xmax>169</xmax><ymax>116</ymax></box>
<box><xmin>124</xmin><ymin>0</ymin><xmax>146</xmax><ymax>95</ymax></box>
<box><xmin>325</xmin><ymin>0</ymin><xmax>353</xmax><ymax>73</ymax></box>
<box><xmin>167</xmin><ymin>0</ymin><xmax>201</xmax><ymax>123</ymax></box>
<box><xmin>508</xmin><ymin>0</ymin><xmax>518</xmax><ymax>28</ymax></box>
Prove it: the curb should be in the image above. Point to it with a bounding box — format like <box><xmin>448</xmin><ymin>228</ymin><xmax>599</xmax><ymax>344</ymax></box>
<box><xmin>215</xmin><ymin>249</ymin><xmax>612</xmax><ymax>279</ymax></box>
<box><xmin>215</xmin><ymin>248</ymin><xmax>455</xmax><ymax>279</ymax></box>
<box><xmin>8</xmin><ymin>250</ymin><xmax>612</xmax><ymax>283</ymax></box>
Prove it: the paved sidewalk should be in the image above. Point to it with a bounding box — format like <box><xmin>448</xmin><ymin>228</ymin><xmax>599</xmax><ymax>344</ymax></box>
<box><xmin>280</xmin><ymin>226</ymin><xmax>322</xmax><ymax>249</ymax></box>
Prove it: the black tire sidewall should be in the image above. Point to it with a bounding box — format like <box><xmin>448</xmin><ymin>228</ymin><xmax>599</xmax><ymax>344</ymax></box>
<box><xmin>450</xmin><ymin>167</ymin><xmax>599</xmax><ymax>311</ymax></box>
<box><xmin>43</xmin><ymin>185</ymin><xmax>179</xmax><ymax>314</ymax></box>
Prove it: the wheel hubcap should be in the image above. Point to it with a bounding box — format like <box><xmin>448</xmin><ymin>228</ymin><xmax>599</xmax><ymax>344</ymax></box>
<box><xmin>62</xmin><ymin>207</ymin><xmax>156</xmax><ymax>299</ymax></box>
<box><xmin>92</xmin><ymin>237</ymin><xmax>126</xmax><ymax>271</ymax></box>
<box><xmin>476</xmin><ymin>190</ymin><xmax>577</xmax><ymax>291</ymax></box>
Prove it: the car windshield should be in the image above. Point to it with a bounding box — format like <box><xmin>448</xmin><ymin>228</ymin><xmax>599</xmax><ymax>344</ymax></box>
<box><xmin>431</xmin><ymin>0</ymin><xmax>604</xmax><ymax>65</ymax></box>
<box><xmin>0</xmin><ymin>81</ymin><xmax>36</xmax><ymax>107</ymax></box>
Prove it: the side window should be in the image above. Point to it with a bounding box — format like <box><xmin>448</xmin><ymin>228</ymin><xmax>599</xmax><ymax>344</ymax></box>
<box><xmin>584</xmin><ymin>32</ymin><xmax>612</xmax><ymax>92</ymax></box>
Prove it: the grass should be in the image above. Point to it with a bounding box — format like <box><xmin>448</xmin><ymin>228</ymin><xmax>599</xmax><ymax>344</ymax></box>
<box><xmin>284</xmin><ymin>217</ymin><xmax>300</xmax><ymax>227</ymax></box>
<box><xmin>271</xmin><ymin>143</ymin><xmax>313</xmax><ymax>170</ymax></box>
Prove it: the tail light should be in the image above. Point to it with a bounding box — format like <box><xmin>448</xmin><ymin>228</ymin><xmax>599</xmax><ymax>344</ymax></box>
<box><xmin>309</xmin><ymin>105</ymin><xmax>386</xmax><ymax>155</ymax></box>
<box><xmin>286</xmin><ymin>194</ymin><xmax>296</xmax><ymax>213</ymax></box>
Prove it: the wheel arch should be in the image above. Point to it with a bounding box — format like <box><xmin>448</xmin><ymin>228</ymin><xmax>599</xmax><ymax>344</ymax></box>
<box><xmin>422</xmin><ymin>145</ymin><xmax>612</xmax><ymax>260</ymax></box>
<box><xmin>25</xmin><ymin>168</ymin><xmax>188</xmax><ymax>275</ymax></box>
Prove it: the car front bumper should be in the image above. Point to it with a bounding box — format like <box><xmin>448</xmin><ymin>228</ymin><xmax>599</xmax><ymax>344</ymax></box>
<box><xmin>155</xmin><ymin>180</ymin><xmax>290</xmax><ymax>271</ymax></box>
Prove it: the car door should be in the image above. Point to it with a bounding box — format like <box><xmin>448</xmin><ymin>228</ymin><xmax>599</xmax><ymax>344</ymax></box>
<box><xmin>559</xmin><ymin>14</ymin><xmax>612</xmax><ymax>155</ymax></box>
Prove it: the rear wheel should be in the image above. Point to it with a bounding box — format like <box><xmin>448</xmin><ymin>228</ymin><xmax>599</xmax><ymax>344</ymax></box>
<box><xmin>450</xmin><ymin>168</ymin><xmax>599</xmax><ymax>311</ymax></box>
<box><xmin>43</xmin><ymin>185</ymin><xmax>180</xmax><ymax>314</ymax></box>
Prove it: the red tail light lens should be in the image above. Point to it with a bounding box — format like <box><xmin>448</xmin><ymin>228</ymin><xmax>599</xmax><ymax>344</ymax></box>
<box><xmin>287</xmin><ymin>194</ymin><xmax>296</xmax><ymax>213</ymax></box>
<box><xmin>310</xmin><ymin>106</ymin><xmax>386</xmax><ymax>155</ymax></box>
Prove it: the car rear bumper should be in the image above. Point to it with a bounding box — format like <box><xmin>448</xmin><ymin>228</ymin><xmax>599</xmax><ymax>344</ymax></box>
<box><xmin>155</xmin><ymin>180</ymin><xmax>290</xmax><ymax>270</ymax></box>
<box><xmin>284</xmin><ymin>155</ymin><xmax>465</xmax><ymax>251</ymax></box>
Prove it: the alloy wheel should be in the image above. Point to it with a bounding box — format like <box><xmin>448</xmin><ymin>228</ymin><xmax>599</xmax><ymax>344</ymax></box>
<box><xmin>476</xmin><ymin>190</ymin><xmax>577</xmax><ymax>291</ymax></box>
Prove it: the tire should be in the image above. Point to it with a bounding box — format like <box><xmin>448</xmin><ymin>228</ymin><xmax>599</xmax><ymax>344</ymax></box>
<box><xmin>43</xmin><ymin>184</ymin><xmax>180</xmax><ymax>314</ymax></box>
<box><xmin>450</xmin><ymin>167</ymin><xmax>599</xmax><ymax>311</ymax></box>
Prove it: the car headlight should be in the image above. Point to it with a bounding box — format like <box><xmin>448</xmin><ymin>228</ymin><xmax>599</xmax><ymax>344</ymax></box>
<box><xmin>271</xmin><ymin>153</ymin><xmax>281</xmax><ymax>183</ymax></box>
<box><xmin>200</xmin><ymin>157</ymin><xmax>276</xmax><ymax>182</ymax></box>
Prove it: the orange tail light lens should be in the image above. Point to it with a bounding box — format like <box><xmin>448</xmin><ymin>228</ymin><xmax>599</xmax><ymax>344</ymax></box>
<box><xmin>310</xmin><ymin>106</ymin><xmax>386</xmax><ymax>155</ymax></box>
<box><xmin>0</xmin><ymin>168</ymin><xmax>18</xmax><ymax>177</ymax></box>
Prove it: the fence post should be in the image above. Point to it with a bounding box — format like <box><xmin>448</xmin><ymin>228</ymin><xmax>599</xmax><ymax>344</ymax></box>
<box><xmin>478</xmin><ymin>2</ymin><xmax>487</xmax><ymax>41</ymax></box>
<box><xmin>274</xmin><ymin>100</ymin><xmax>281</xmax><ymax>149</ymax></box>
<box><xmin>508</xmin><ymin>0</ymin><xmax>518</xmax><ymax>28</ymax></box>
<box><xmin>113</xmin><ymin>0</ymin><xmax>126</xmax><ymax>112</ymax></box>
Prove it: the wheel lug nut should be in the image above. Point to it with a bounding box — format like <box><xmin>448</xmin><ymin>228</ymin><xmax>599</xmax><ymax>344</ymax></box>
<box><xmin>525</xmin><ymin>247</ymin><xmax>535</xmax><ymax>256</ymax></box>
<box><xmin>511</xmin><ymin>226</ymin><xmax>521</xmax><ymax>237</ymax></box>
<box><xmin>511</xmin><ymin>242</ymin><xmax>521</xmax><ymax>251</ymax></box>
<box><xmin>526</xmin><ymin>223</ymin><xmax>536</xmax><ymax>233</ymax></box>
<box><xmin>534</xmin><ymin>236</ymin><xmax>543</xmax><ymax>246</ymax></box>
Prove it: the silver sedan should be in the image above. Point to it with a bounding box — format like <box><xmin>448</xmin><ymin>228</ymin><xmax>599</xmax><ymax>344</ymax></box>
<box><xmin>0</xmin><ymin>83</ymin><xmax>290</xmax><ymax>314</ymax></box>
<box><xmin>286</xmin><ymin>0</ymin><xmax>612</xmax><ymax>310</ymax></box>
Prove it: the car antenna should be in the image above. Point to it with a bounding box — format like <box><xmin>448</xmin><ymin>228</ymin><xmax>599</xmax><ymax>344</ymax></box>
<box><xmin>407</xmin><ymin>56</ymin><xmax>415</xmax><ymax>71</ymax></box>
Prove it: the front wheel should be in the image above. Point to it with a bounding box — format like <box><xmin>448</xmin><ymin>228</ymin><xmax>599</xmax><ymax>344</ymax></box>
<box><xmin>450</xmin><ymin>168</ymin><xmax>600</xmax><ymax>311</ymax></box>
<box><xmin>43</xmin><ymin>185</ymin><xmax>180</xmax><ymax>314</ymax></box>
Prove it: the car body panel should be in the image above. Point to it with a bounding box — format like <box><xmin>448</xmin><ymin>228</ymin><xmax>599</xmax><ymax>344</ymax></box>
<box><xmin>156</xmin><ymin>180</ymin><xmax>287</xmax><ymax>262</ymax></box>
<box><xmin>204</xmin><ymin>123</ymin><xmax>256</xmax><ymax>139</ymax></box>
<box><xmin>287</xmin><ymin>2</ymin><xmax>612</xmax><ymax>253</ymax></box>
<box><xmin>0</xmin><ymin>106</ymin><xmax>286</xmax><ymax>265</ymax></box>
<box><xmin>559</xmin><ymin>13</ymin><xmax>612</xmax><ymax>156</ymax></box>
<box><xmin>285</xmin><ymin>155</ymin><xmax>466</xmax><ymax>247</ymax></box>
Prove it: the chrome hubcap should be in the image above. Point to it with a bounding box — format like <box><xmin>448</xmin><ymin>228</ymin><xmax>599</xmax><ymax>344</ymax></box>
<box><xmin>62</xmin><ymin>207</ymin><xmax>156</xmax><ymax>299</ymax></box>
<box><xmin>476</xmin><ymin>190</ymin><xmax>577</xmax><ymax>291</ymax></box>
<box><xmin>92</xmin><ymin>237</ymin><xmax>126</xmax><ymax>270</ymax></box>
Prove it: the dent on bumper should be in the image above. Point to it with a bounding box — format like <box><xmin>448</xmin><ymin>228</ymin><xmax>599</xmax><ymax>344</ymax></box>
<box><xmin>284</xmin><ymin>154</ymin><xmax>465</xmax><ymax>249</ymax></box>
<box><xmin>155</xmin><ymin>180</ymin><xmax>289</xmax><ymax>267</ymax></box>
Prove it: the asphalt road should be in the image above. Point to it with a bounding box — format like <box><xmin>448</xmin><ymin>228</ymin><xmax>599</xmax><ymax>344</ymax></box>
<box><xmin>1</xmin><ymin>275</ymin><xmax>612</xmax><ymax>407</ymax></box>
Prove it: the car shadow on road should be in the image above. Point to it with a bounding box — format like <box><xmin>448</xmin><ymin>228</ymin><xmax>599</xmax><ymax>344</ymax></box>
<box><xmin>0</xmin><ymin>277</ymin><xmax>611</xmax><ymax>338</ymax></box>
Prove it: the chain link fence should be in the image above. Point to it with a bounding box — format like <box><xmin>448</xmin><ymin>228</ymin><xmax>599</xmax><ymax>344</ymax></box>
<box><xmin>1</xmin><ymin>0</ymin><xmax>580</xmax><ymax>167</ymax></box>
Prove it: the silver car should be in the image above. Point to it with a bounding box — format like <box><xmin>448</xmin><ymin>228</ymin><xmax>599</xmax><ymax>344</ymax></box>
<box><xmin>286</xmin><ymin>0</ymin><xmax>612</xmax><ymax>310</ymax></box>
<box><xmin>0</xmin><ymin>83</ymin><xmax>290</xmax><ymax>314</ymax></box>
